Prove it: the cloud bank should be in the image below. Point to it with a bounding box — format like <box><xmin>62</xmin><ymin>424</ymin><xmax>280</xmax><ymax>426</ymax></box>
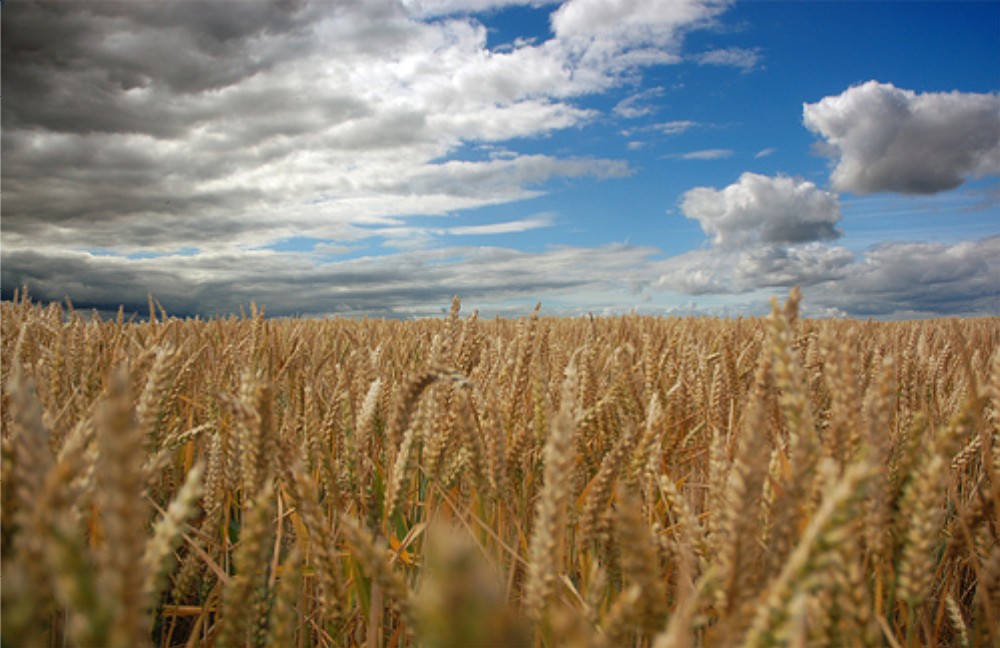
<box><xmin>1</xmin><ymin>0</ymin><xmax>735</xmax><ymax>316</ymax></box>
<box><xmin>4</xmin><ymin>0</ymin><xmax>683</xmax><ymax>254</ymax></box>
<box><xmin>1</xmin><ymin>243</ymin><xmax>662</xmax><ymax>319</ymax></box>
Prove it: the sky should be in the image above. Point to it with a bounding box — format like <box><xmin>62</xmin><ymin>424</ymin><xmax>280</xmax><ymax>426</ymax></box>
<box><xmin>2</xmin><ymin>0</ymin><xmax>999</xmax><ymax>319</ymax></box>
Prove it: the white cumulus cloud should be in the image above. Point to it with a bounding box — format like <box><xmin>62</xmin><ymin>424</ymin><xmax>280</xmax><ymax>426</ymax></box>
<box><xmin>679</xmin><ymin>172</ymin><xmax>842</xmax><ymax>248</ymax></box>
<box><xmin>552</xmin><ymin>0</ymin><xmax>727</xmax><ymax>42</ymax></box>
<box><xmin>803</xmin><ymin>81</ymin><xmax>1000</xmax><ymax>195</ymax></box>
<box><xmin>402</xmin><ymin>0</ymin><xmax>555</xmax><ymax>18</ymax></box>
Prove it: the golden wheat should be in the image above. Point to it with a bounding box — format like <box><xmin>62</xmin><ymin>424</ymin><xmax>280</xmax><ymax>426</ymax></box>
<box><xmin>1</xmin><ymin>289</ymin><xmax>997</xmax><ymax>647</ymax></box>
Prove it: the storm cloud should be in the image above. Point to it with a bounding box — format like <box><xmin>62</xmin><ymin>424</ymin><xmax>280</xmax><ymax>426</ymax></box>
<box><xmin>0</xmin><ymin>243</ymin><xmax>664</xmax><ymax>319</ymax></box>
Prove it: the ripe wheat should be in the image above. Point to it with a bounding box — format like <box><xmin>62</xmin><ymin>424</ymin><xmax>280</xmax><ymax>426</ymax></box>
<box><xmin>1</xmin><ymin>289</ymin><xmax>998</xmax><ymax>647</ymax></box>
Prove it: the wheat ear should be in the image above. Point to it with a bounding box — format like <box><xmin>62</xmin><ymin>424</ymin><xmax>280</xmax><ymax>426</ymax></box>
<box><xmin>523</xmin><ymin>362</ymin><xmax>578</xmax><ymax>621</ymax></box>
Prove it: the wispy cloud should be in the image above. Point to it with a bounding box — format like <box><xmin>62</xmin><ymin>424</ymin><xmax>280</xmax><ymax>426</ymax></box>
<box><xmin>613</xmin><ymin>87</ymin><xmax>666</xmax><ymax>118</ymax></box>
<box><xmin>668</xmin><ymin>148</ymin><xmax>735</xmax><ymax>160</ymax></box>
<box><xmin>694</xmin><ymin>47</ymin><xmax>762</xmax><ymax>71</ymax></box>
<box><xmin>655</xmin><ymin>120</ymin><xmax>700</xmax><ymax>135</ymax></box>
<box><xmin>446</xmin><ymin>213</ymin><xmax>556</xmax><ymax>235</ymax></box>
<box><xmin>622</xmin><ymin>120</ymin><xmax>700</xmax><ymax>138</ymax></box>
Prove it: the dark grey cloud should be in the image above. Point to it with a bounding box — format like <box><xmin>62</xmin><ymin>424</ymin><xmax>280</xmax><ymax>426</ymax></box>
<box><xmin>0</xmin><ymin>249</ymin><xmax>204</xmax><ymax>316</ymax></box>
<box><xmin>2</xmin><ymin>0</ymin><xmax>651</xmax><ymax>257</ymax></box>
<box><xmin>2</xmin><ymin>0</ymin><xmax>325</xmax><ymax>135</ymax></box>
<box><xmin>655</xmin><ymin>235</ymin><xmax>999</xmax><ymax>318</ymax></box>
<box><xmin>817</xmin><ymin>236</ymin><xmax>1000</xmax><ymax>317</ymax></box>
<box><xmin>0</xmin><ymin>244</ymin><xmax>661</xmax><ymax>318</ymax></box>
<box><xmin>804</xmin><ymin>81</ymin><xmax>1000</xmax><ymax>195</ymax></box>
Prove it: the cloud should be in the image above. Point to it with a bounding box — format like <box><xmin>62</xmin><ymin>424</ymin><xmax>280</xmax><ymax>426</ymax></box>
<box><xmin>803</xmin><ymin>81</ymin><xmax>1000</xmax><ymax>195</ymax></box>
<box><xmin>656</xmin><ymin>120</ymin><xmax>699</xmax><ymax>135</ymax></box>
<box><xmin>659</xmin><ymin>169</ymin><xmax>998</xmax><ymax>317</ymax></box>
<box><xmin>361</xmin><ymin>212</ymin><xmax>558</xmax><ymax>248</ymax></box>
<box><xmin>816</xmin><ymin>236</ymin><xmax>1000</xmax><ymax>317</ymax></box>
<box><xmin>364</xmin><ymin>155</ymin><xmax>630</xmax><ymax>200</ymax></box>
<box><xmin>551</xmin><ymin>0</ymin><xmax>727</xmax><ymax>43</ymax></box>
<box><xmin>754</xmin><ymin>147</ymin><xmax>775</xmax><ymax>158</ymax></box>
<box><xmin>613</xmin><ymin>86</ymin><xmax>666</xmax><ymax>118</ymax></box>
<box><xmin>732</xmin><ymin>243</ymin><xmax>854</xmax><ymax>289</ymax></box>
<box><xmin>621</xmin><ymin>119</ymin><xmax>700</xmax><ymax>150</ymax></box>
<box><xmin>694</xmin><ymin>47</ymin><xmax>761</xmax><ymax>71</ymax></box>
<box><xmin>680</xmin><ymin>172</ymin><xmax>841</xmax><ymax>248</ymax></box>
<box><xmin>655</xmin><ymin>234</ymin><xmax>1000</xmax><ymax>318</ymax></box>
<box><xmin>658</xmin><ymin>172</ymin><xmax>856</xmax><ymax>298</ymax></box>
<box><xmin>547</xmin><ymin>0</ymin><xmax>731</xmax><ymax>91</ymax></box>
<box><xmin>2</xmin><ymin>0</ymin><xmax>722</xmax><ymax>260</ymax></box>
<box><xmin>669</xmin><ymin>148</ymin><xmax>734</xmax><ymax>160</ymax></box>
<box><xmin>402</xmin><ymin>0</ymin><xmax>556</xmax><ymax>18</ymax></box>
<box><xmin>445</xmin><ymin>213</ymin><xmax>556</xmax><ymax>235</ymax></box>
<box><xmin>0</xmin><ymin>243</ymin><xmax>662</xmax><ymax>318</ymax></box>
<box><xmin>656</xmin><ymin>243</ymin><xmax>854</xmax><ymax>295</ymax></box>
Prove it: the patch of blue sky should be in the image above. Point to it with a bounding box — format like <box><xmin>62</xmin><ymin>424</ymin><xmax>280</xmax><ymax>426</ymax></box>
<box><xmin>128</xmin><ymin>247</ymin><xmax>199</xmax><ymax>260</ymax></box>
<box><xmin>251</xmin><ymin>236</ymin><xmax>384</xmax><ymax>263</ymax></box>
<box><xmin>257</xmin><ymin>236</ymin><xmax>329</xmax><ymax>253</ymax></box>
<box><xmin>839</xmin><ymin>182</ymin><xmax>1000</xmax><ymax>250</ymax></box>
<box><xmin>482</xmin><ymin>2</ymin><xmax>555</xmax><ymax>51</ymax></box>
<box><xmin>679</xmin><ymin>1</ymin><xmax>1000</xmax><ymax>175</ymax></box>
<box><xmin>85</xmin><ymin>249</ymin><xmax>123</xmax><ymax>258</ymax></box>
<box><xmin>719</xmin><ymin>1</ymin><xmax>1000</xmax><ymax>97</ymax></box>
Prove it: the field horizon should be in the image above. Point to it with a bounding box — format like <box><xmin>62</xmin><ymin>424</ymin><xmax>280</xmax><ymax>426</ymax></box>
<box><xmin>5</xmin><ymin>287</ymin><xmax>999</xmax><ymax>326</ymax></box>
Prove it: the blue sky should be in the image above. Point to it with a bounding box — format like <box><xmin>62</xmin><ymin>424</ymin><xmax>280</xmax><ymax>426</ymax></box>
<box><xmin>2</xmin><ymin>0</ymin><xmax>998</xmax><ymax>318</ymax></box>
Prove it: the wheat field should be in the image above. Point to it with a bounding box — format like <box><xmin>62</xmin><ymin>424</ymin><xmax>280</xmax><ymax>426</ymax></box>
<box><xmin>2</xmin><ymin>288</ymin><xmax>998</xmax><ymax>647</ymax></box>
